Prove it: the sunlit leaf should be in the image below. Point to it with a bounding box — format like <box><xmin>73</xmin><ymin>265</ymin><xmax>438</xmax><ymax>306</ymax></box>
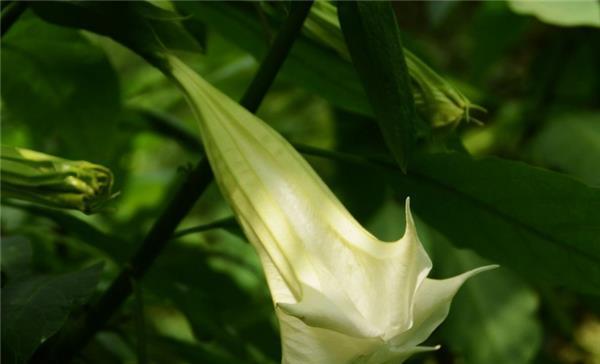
<box><xmin>508</xmin><ymin>0</ymin><xmax>600</xmax><ymax>28</ymax></box>
<box><xmin>1</xmin><ymin>14</ymin><xmax>121</xmax><ymax>164</ymax></box>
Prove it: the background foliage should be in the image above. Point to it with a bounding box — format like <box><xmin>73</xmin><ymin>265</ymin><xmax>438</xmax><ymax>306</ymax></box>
<box><xmin>1</xmin><ymin>1</ymin><xmax>599</xmax><ymax>364</ymax></box>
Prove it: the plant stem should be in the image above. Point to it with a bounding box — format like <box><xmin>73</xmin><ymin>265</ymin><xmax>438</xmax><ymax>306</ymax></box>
<box><xmin>29</xmin><ymin>2</ymin><xmax>313</xmax><ymax>363</ymax></box>
<box><xmin>131</xmin><ymin>278</ymin><xmax>148</xmax><ymax>364</ymax></box>
<box><xmin>1</xmin><ymin>0</ymin><xmax>28</xmax><ymax>38</ymax></box>
<box><xmin>241</xmin><ymin>1</ymin><xmax>314</xmax><ymax>113</ymax></box>
<box><xmin>171</xmin><ymin>216</ymin><xmax>238</xmax><ymax>240</ymax></box>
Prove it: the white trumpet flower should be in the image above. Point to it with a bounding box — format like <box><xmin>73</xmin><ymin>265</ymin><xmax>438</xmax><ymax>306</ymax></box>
<box><xmin>167</xmin><ymin>55</ymin><xmax>496</xmax><ymax>364</ymax></box>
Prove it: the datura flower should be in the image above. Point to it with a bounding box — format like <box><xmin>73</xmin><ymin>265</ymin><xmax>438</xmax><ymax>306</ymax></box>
<box><xmin>0</xmin><ymin>145</ymin><xmax>114</xmax><ymax>214</ymax></box>
<box><xmin>167</xmin><ymin>55</ymin><xmax>496</xmax><ymax>364</ymax></box>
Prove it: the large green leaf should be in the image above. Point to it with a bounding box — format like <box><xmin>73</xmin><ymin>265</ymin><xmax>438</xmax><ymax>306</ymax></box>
<box><xmin>528</xmin><ymin>112</ymin><xmax>600</xmax><ymax>187</ymax></box>
<box><xmin>1</xmin><ymin>264</ymin><xmax>103</xmax><ymax>363</ymax></box>
<box><xmin>431</xmin><ymin>236</ymin><xmax>541</xmax><ymax>364</ymax></box>
<box><xmin>338</xmin><ymin>1</ymin><xmax>418</xmax><ymax>170</ymax></box>
<box><xmin>1</xmin><ymin>14</ymin><xmax>121</xmax><ymax>164</ymax></box>
<box><xmin>389</xmin><ymin>152</ymin><xmax>600</xmax><ymax>294</ymax></box>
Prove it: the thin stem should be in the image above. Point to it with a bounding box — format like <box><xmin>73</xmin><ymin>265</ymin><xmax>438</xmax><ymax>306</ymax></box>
<box><xmin>172</xmin><ymin>216</ymin><xmax>238</xmax><ymax>240</ymax></box>
<box><xmin>131</xmin><ymin>278</ymin><xmax>148</xmax><ymax>364</ymax></box>
<box><xmin>241</xmin><ymin>1</ymin><xmax>314</xmax><ymax>113</ymax></box>
<box><xmin>1</xmin><ymin>0</ymin><xmax>28</xmax><ymax>38</ymax></box>
<box><xmin>29</xmin><ymin>2</ymin><xmax>313</xmax><ymax>363</ymax></box>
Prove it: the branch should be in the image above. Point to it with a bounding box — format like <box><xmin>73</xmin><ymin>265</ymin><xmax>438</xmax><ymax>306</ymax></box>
<box><xmin>29</xmin><ymin>2</ymin><xmax>314</xmax><ymax>363</ymax></box>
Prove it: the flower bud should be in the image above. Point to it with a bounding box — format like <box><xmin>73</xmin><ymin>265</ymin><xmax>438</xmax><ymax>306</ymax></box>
<box><xmin>1</xmin><ymin>146</ymin><xmax>114</xmax><ymax>214</ymax></box>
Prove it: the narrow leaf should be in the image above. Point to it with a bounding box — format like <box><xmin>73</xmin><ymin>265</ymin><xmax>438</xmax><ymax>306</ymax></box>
<box><xmin>338</xmin><ymin>1</ymin><xmax>418</xmax><ymax>171</ymax></box>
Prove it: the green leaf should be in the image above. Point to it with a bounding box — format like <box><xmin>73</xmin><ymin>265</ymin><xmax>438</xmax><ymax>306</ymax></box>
<box><xmin>1</xmin><ymin>14</ymin><xmax>121</xmax><ymax>164</ymax></box>
<box><xmin>31</xmin><ymin>1</ymin><xmax>203</xmax><ymax>65</ymax></box>
<box><xmin>174</xmin><ymin>2</ymin><xmax>371</xmax><ymax>116</ymax></box>
<box><xmin>144</xmin><ymin>239</ymin><xmax>279</xmax><ymax>362</ymax></box>
<box><xmin>390</xmin><ymin>152</ymin><xmax>600</xmax><ymax>294</ymax></box>
<box><xmin>431</xmin><ymin>235</ymin><xmax>542</xmax><ymax>364</ymax></box>
<box><xmin>338</xmin><ymin>1</ymin><xmax>418</xmax><ymax>170</ymax></box>
<box><xmin>507</xmin><ymin>0</ymin><xmax>600</xmax><ymax>28</ymax></box>
<box><xmin>1</xmin><ymin>264</ymin><xmax>103</xmax><ymax>363</ymax></box>
<box><xmin>528</xmin><ymin>112</ymin><xmax>600</xmax><ymax>187</ymax></box>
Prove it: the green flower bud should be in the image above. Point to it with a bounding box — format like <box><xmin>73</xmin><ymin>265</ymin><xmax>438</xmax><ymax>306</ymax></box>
<box><xmin>1</xmin><ymin>146</ymin><xmax>114</xmax><ymax>214</ymax></box>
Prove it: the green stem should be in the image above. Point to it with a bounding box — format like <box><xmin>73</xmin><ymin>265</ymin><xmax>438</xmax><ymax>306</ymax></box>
<box><xmin>1</xmin><ymin>0</ymin><xmax>28</xmax><ymax>38</ymax></box>
<box><xmin>241</xmin><ymin>1</ymin><xmax>314</xmax><ymax>113</ymax></box>
<box><xmin>29</xmin><ymin>2</ymin><xmax>313</xmax><ymax>363</ymax></box>
<box><xmin>131</xmin><ymin>278</ymin><xmax>148</xmax><ymax>364</ymax></box>
<box><xmin>172</xmin><ymin>216</ymin><xmax>238</xmax><ymax>240</ymax></box>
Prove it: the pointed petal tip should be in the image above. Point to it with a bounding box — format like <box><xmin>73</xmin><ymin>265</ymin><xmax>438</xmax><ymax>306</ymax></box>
<box><xmin>403</xmin><ymin>197</ymin><xmax>417</xmax><ymax>237</ymax></box>
<box><xmin>458</xmin><ymin>264</ymin><xmax>499</xmax><ymax>281</ymax></box>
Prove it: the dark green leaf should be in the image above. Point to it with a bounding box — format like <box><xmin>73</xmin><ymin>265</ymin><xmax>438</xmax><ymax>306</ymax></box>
<box><xmin>338</xmin><ymin>1</ymin><xmax>418</xmax><ymax>170</ymax></box>
<box><xmin>1</xmin><ymin>264</ymin><xmax>103</xmax><ymax>363</ymax></box>
<box><xmin>390</xmin><ymin>152</ymin><xmax>600</xmax><ymax>294</ymax></box>
<box><xmin>3</xmin><ymin>202</ymin><xmax>131</xmax><ymax>263</ymax></box>
<box><xmin>31</xmin><ymin>1</ymin><xmax>203</xmax><ymax>66</ymax></box>
<box><xmin>1</xmin><ymin>14</ymin><xmax>121</xmax><ymax>164</ymax></box>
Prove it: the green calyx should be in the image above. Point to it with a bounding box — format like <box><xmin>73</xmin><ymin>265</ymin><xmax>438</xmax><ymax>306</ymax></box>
<box><xmin>301</xmin><ymin>0</ymin><xmax>484</xmax><ymax>128</ymax></box>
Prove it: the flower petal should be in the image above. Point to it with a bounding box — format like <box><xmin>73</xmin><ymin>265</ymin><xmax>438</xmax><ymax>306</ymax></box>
<box><xmin>278</xmin><ymin>282</ymin><xmax>380</xmax><ymax>338</ymax></box>
<box><xmin>390</xmin><ymin>265</ymin><xmax>499</xmax><ymax>349</ymax></box>
<box><xmin>278</xmin><ymin>310</ymin><xmax>381</xmax><ymax>364</ymax></box>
